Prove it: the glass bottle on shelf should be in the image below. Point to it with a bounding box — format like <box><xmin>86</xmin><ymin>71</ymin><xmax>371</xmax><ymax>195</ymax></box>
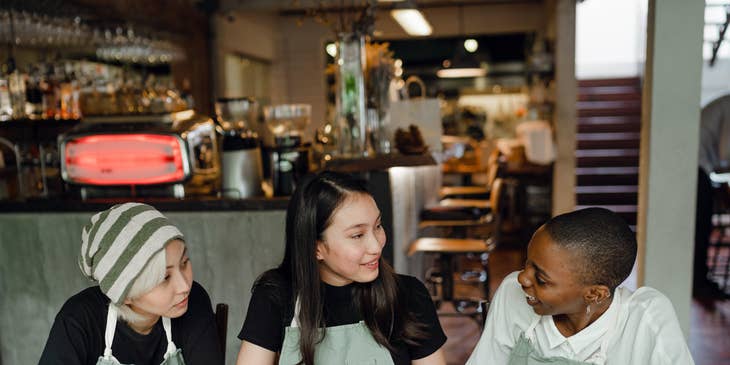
<box><xmin>59</xmin><ymin>71</ymin><xmax>73</xmax><ymax>119</ymax></box>
<box><xmin>25</xmin><ymin>69</ymin><xmax>44</xmax><ymax>119</ymax></box>
<box><xmin>0</xmin><ymin>72</ymin><xmax>11</xmax><ymax>121</ymax></box>
<box><xmin>41</xmin><ymin>65</ymin><xmax>57</xmax><ymax>119</ymax></box>
<box><xmin>8</xmin><ymin>70</ymin><xmax>27</xmax><ymax>119</ymax></box>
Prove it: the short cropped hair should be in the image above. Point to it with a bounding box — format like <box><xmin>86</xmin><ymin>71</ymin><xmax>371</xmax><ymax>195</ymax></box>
<box><xmin>543</xmin><ymin>207</ymin><xmax>637</xmax><ymax>291</ymax></box>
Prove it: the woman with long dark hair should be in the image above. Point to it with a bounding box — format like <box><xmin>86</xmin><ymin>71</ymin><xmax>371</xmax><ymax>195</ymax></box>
<box><xmin>235</xmin><ymin>171</ymin><xmax>447</xmax><ymax>365</ymax></box>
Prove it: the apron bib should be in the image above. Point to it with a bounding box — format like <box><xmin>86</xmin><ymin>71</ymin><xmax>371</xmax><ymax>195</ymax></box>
<box><xmin>507</xmin><ymin>295</ymin><xmax>620</xmax><ymax>365</ymax></box>
<box><xmin>278</xmin><ymin>298</ymin><xmax>395</xmax><ymax>365</ymax></box>
<box><xmin>96</xmin><ymin>305</ymin><xmax>186</xmax><ymax>365</ymax></box>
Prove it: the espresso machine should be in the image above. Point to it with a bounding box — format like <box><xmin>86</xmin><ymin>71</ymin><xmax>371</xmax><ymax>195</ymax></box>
<box><xmin>263</xmin><ymin>104</ymin><xmax>311</xmax><ymax>196</ymax></box>
<box><xmin>215</xmin><ymin>97</ymin><xmax>264</xmax><ymax>199</ymax></box>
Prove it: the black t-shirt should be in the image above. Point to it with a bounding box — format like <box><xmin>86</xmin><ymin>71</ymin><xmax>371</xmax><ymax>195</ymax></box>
<box><xmin>238</xmin><ymin>274</ymin><xmax>447</xmax><ymax>364</ymax></box>
<box><xmin>39</xmin><ymin>281</ymin><xmax>223</xmax><ymax>365</ymax></box>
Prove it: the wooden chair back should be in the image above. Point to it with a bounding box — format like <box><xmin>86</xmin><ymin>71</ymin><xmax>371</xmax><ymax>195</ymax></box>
<box><xmin>215</xmin><ymin>303</ymin><xmax>229</xmax><ymax>361</ymax></box>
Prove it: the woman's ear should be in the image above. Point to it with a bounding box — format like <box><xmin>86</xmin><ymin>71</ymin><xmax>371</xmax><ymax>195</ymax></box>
<box><xmin>584</xmin><ymin>285</ymin><xmax>611</xmax><ymax>304</ymax></box>
<box><xmin>315</xmin><ymin>240</ymin><xmax>327</xmax><ymax>261</ymax></box>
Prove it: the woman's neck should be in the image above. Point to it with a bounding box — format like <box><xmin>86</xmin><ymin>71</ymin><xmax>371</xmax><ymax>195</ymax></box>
<box><xmin>554</xmin><ymin>296</ymin><xmax>613</xmax><ymax>337</ymax></box>
<box><xmin>127</xmin><ymin>315</ymin><xmax>161</xmax><ymax>335</ymax></box>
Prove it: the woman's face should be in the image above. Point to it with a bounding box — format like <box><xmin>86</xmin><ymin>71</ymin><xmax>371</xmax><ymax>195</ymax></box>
<box><xmin>126</xmin><ymin>239</ymin><xmax>193</xmax><ymax>319</ymax></box>
<box><xmin>316</xmin><ymin>192</ymin><xmax>386</xmax><ymax>286</ymax></box>
<box><xmin>517</xmin><ymin>227</ymin><xmax>588</xmax><ymax>316</ymax></box>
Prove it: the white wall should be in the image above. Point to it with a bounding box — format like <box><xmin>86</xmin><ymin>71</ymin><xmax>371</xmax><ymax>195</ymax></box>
<box><xmin>702</xmin><ymin>59</ymin><xmax>730</xmax><ymax>105</ymax></box>
<box><xmin>212</xmin><ymin>11</ymin><xmax>278</xmax><ymax>99</ymax></box>
<box><xmin>575</xmin><ymin>0</ymin><xmax>647</xmax><ymax>79</ymax></box>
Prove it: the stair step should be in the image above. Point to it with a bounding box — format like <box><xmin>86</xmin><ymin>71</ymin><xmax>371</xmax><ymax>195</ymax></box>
<box><xmin>577</xmin><ymin>132</ymin><xmax>640</xmax><ymax>149</ymax></box>
<box><xmin>576</xmin><ymin>149</ymin><xmax>640</xmax><ymax>167</ymax></box>
<box><xmin>577</xmin><ymin>174</ymin><xmax>639</xmax><ymax>185</ymax></box>
<box><xmin>578</xmin><ymin>77</ymin><xmax>641</xmax><ymax>87</ymax></box>
<box><xmin>577</xmin><ymin>100</ymin><xmax>642</xmax><ymax>111</ymax></box>
<box><xmin>578</xmin><ymin>122</ymin><xmax>641</xmax><ymax>133</ymax></box>
<box><xmin>576</xmin><ymin>186</ymin><xmax>638</xmax><ymax>205</ymax></box>
<box><xmin>578</xmin><ymin>115</ymin><xmax>641</xmax><ymax>125</ymax></box>
<box><xmin>576</xmin><ymin>149</ymin><xmax>640</xmax><ymax>157</ymax></box>
<box><xmin>578</xmin><ymin>85</ymin><xmax>641</xmax><ymax>101</ymax></box>
<box><xmin>578</xmin><ymin>107</ymin><xmax>641</xmax><ymax>118</ymax></box>
<box><xmin>576</xmin><ymin>167</ymin><xmax>639</xmax><ymax>185</ymax></box>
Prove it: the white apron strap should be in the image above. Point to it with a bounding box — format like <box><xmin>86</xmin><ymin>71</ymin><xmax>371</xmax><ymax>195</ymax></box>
<box><xmin>103</xmin><ymin>305</ymin><xmax>118</xmax><ymax>359</ymax></box>
<box><xmin>162</xmin><ymin>317</ymin><xmax>178</xmax><ymax>358</ymax></box>
<box><xmin>289</xmin><ymin>297</ymin><xmax>301</xmax><ymax>328</ymax></box>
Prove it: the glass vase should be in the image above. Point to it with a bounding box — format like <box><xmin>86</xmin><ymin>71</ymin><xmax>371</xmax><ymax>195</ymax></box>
<box><xmin>335</xmin><ymin>33</ymin><xmax>368</xmax><ymax>157</ymax></box>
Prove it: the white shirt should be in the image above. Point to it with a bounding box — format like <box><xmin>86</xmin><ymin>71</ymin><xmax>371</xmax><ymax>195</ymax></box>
<box><xmin>699</xmin><ymin>93</ymin><xmax>730</xmax><ymax>174</ymax></box>
<box><xmin>466</xmin><ymin>272</ymin><xmax>694</xmax><ymax>365</ymax></box>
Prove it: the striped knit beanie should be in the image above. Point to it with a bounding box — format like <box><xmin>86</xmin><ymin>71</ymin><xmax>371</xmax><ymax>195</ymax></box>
<box><xmin>78</xmin><ymin>203</ymin><xmax>184</xmax><ymax>305</ymax></box>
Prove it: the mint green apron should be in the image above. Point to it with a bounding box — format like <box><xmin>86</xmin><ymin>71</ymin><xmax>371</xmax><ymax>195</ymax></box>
<box><xmin>96</xmin><ymin>305</ymin><xmax>186</xmax><ymax>365</ymax></box>
<box><xmin>507</xmin><ymin>306</ymin><xmax>616</xmax><ymax>365</ymax></box>
<box><xmin>278</xmin><ymin>298</ymin><xmax>395</xmax><ymax>365</ymax></box>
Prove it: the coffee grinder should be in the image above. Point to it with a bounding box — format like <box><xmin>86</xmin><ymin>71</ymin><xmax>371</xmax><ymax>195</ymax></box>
<box><xmin>215</xmin><ymin>97</ymin><xmax>264</xmax><ymax>198</ymax></box>
<box><xmin>263</xmin><ymin>104</ymin><xmax>311</xmax><ymax>196</ymax></box>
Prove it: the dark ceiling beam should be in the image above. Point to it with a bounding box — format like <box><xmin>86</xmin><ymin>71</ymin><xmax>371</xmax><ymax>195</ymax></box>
<box><xmin>228</xmin><ymin>0</ymin><xmax>544</xmax><ymax>16</ymax></box>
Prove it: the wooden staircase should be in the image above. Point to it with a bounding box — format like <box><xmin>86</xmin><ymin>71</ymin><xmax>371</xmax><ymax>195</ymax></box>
<box><xmin>576</xmin><ymin>77</ymin><xmax>641</xmax><ymax>226</ymax></box>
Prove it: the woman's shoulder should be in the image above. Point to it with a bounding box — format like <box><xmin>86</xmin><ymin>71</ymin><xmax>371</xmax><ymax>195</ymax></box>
<box><xmin>617</xmin><ymin>286</ymin><xmax>680</xmax><ymax>322</ymax></box>
<box><xmin>252</xmin><ymin>269</ymin><xmax>292</xmax><ymax>299</ymax></box>
<box><xmin>57</xmin><ymin>286</ymin><xmax>108</xmax><ymax>318</ymax></box>
<box><xmin>395</xmin><ymin>274</ymin><xmax>432</xmax><ymax>298</ymax></box>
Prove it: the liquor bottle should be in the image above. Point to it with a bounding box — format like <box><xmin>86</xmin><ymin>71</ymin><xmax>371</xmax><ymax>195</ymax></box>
<box><xmin>0</xmin><ymin>72</ymin><xmax>11</xmax><ymax>121</ymax></box>
<box><xmin>41</xmin><ymin>65</ymin><xmax>57</xmax><ymax>119</ymax></box>
<box><xmin>8</xmin><ymin>70</ymin><xmax>27</xmax><ymax>119</ymax></box>
<box><xmin>25</xmin><ymin>69</ymin><xmax>44</xmax><ymax>119</ymax></box>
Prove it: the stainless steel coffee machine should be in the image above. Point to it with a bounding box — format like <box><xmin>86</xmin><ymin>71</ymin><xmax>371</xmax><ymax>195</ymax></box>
<box><xmin>215</xmin><ymin>97</ymin><xmax>264</xmax><ymax>198</ymax></box>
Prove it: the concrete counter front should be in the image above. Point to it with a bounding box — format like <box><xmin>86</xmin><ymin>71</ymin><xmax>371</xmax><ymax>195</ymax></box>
<box><xmin>0</xmin><ymin>208</ymin><xmax>287</xmax><ymax>365</ymax></box>
<box><xmin>0</xmin><ymin>164</ymin><xmax>439</xmax><ymax>364</ymax></box>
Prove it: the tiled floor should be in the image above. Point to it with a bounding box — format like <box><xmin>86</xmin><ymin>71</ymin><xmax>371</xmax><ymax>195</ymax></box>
<box><xmin>436</xmin><ymin>245</ymin><xmax>730</xmax><ymax>365</ymax></box>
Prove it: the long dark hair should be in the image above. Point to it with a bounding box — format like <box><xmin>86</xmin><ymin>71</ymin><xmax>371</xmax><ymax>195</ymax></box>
<box><xmin>261</xmin><ymin>171</ymin><xmax>427</xmax><ymax>365</ymax></box>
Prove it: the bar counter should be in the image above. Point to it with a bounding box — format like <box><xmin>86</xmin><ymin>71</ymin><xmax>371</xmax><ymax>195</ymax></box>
<box><xmin>0</xmin><ymin>196</ymin><xmax>290</xmax><ymax>212</ymax></box>
<box><xmin>0</xmin><ymin>163</ymin><xmax>440</xmax><ymax>365</ymax></box>
<box><xmin>0</xmin><ymin>197</ymin><xmax>289</xmax><ymax>364</ymax></box>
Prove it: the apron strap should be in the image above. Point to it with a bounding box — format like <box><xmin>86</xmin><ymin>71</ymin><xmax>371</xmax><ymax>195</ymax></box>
<box><xmin>290</xmin><ymin>297</ymin><xmax>301</xmax><ymax>328</ymax></box>
<box><xmin>103</xmin><ymin>305</ymin><xmax>118</xmax><ymax>359</ymax></box>
<box><xmin>162</xmin><ymin>316</ymin><xmax>178</xmax><ymax>358</ymax></box>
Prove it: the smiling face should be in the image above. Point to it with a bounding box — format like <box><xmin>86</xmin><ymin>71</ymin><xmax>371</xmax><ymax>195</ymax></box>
<box><xmin>316</xmin><ymin>192</ymin><xmax>386</xmax><ymax>286</ymax></box>
<box><xmin>517</xmin><ymin>227</ymin><xmax>590</xmax><ymax>316</ymax></box>
<box><xmin>125</xmin><ymin>239</ymin><xmax>193</xmax><ymax>319</ymax></box>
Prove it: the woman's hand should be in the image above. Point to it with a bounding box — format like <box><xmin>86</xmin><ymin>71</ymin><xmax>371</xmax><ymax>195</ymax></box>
<box><xmin>413</xmin><ymin>348</ymin><xmax>446</xmax><ymax>365</ymax></box>
<box><xmin>235</xmin><ymin>340</ymin><xmax>277</xmax><ymax>365</ymax></box>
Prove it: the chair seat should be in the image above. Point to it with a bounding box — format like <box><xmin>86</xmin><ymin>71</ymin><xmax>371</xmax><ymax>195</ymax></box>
<box><xmin>408</xmin><ymin>237</ymin><xmax>495</xmax><ymax>256</ymax></box>
<box><xmin>418</xmin><ymin>216</ymin><xmax>492</xmax><ymax>229</ymax></box>
<box><xmin>440</xmin><ymin>186</ymin><xmax>489</xmax><ymax>199</ymax></box>
<box><xmin>440</xmin><ymin>198</ymin><xmax>491</xmax><ymax>209</ymax></box>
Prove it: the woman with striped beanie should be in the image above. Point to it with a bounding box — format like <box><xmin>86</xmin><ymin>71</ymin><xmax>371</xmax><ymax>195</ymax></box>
<box><xmin>40</xmin><ymin>202</ymin><xmax>223</xmax><ymax>365</ymax></box>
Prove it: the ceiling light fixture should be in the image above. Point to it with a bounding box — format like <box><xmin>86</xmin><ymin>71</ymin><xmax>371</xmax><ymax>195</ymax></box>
<box><xmin>390</xmin><ymin>4</ymin><xmax>432</xmax><ymax>36</ymax></box>
<box><xmin>438</xmin><ymin>6</ymin><xmax>486</xmax><ymax>78</ymax></box>
<box><xmin>464</xmin><ymin>39</ymin><xmax>478</xmax><ymax>53</ymax></box>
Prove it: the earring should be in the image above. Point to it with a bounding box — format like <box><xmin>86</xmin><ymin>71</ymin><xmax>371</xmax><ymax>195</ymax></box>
<box><xmin>585</xmin><ymin>304</ymin><xmax>591</xmax><ymax>316</ymax></box>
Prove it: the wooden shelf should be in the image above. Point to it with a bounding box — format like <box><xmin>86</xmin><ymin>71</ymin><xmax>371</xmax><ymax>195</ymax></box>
<box><xmin>324</xmin><ymin>153</ymin><xmax>436</xmax><ymax>173</ymax></box>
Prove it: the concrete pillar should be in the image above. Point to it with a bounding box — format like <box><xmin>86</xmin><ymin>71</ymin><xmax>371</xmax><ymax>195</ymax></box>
<box><xmin>552</xmin><ymin>0</ymin><xmax>577</xmax><ymax>215</ymax></box>
<box><xmin>637</xmin><ymin>0</ymin><xmax>704</xmax><ymax>335</ymax></box>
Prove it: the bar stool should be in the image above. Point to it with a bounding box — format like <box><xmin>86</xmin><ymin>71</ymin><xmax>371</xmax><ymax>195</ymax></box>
<box><xmin>408</xmin><ymin>237</ymin><xmax>496</xmax><ymax>322</ymax></box>
<box><xmin>410</xmin><ymin>178</ymin><xmax>505</xmax><ymax>324</ymax></box>
<box><xmin>710</xmin><ymin>185</ymin><xmax>730</xmax><ymax>291</ymax></box>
